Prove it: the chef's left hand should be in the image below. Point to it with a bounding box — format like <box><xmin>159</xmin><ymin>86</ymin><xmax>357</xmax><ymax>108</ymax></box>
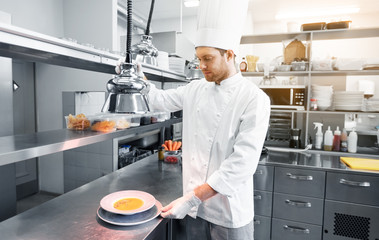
<box><xmin>160</xmin><ymin>191</ymin><xmax>202</xmax><ymax>219</ymax></box>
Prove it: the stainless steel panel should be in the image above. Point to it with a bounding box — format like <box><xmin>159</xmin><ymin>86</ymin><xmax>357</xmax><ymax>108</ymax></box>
<box><xmin>254</xmin><ymin>190</ymin><xmax>273</xmax><ymax>217</ymax></box>
<box><xmin>254</xmin><ymin>165</ymin><xmax>274</xmax><ymax>191</ymax></box>
<box><xmin>274</xmin><ymin>167</ymin><xmax>325</xmax><ymax>198</ymax></box>
<box><xmin>271</xmin><ymin>218</ymin><xmax>322</xmax><ymax>240</ymax></box>
<box><xmin>273</xmin><ymin>192</ymin><xmax>324</xmax><ymax>225</ymax></box>
<box><xmin>323</xmin><ymin>200</ymin><xmax>379</xmax><ymax>240</ymax></box>
<box><xmin>254</xmin><ymin>215</ymin><xmax>271</xmax><ymax>240</ymax></box>
<box><xmin>326</xmin><ymin>172</ymin><xmax>379</xmax><ymax>207</ymax></box>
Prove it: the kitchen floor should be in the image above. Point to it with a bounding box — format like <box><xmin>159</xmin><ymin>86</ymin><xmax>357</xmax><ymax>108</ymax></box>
<box><xmin>17</xmin><ymin>191</ymin><xmax>60</xmax><ymax>214</ymax></box>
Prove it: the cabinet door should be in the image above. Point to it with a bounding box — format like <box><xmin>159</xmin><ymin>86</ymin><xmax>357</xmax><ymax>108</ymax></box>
<box><xmin>323</xmin><ymin>200</ymin><xmax>379</xmax><ymax>240</ymax></box>
<box><xmin>274</xmin><ymin>167</ymin><xmax>325</xmax><ymax>198</ymax></box>
<box><xmin>254</xmin><ymin>215</ymin><xmax>271</xmax><ymax>240</ymax></box>
<box><xmin>273</xmin><ymin>192</ymin><xmax>324</xmax><ymax>225</ymax></box>
<box><xmin>271</xmin><ymin>218</ymin><xmax>322</xmax><ymax>240</ymax></box>
<box><xmin>254</xmin><ymin>165</ymin><xmax>274</xmax><ymax>191</ymax></box>
<box><xmin>326</xmin><ymin>172</ymin><xmax>379</xmax><ymax>207</ymax></box>
<box><xmin>254</xmin><ymin>190</ymin><xmax>272</xmax><ymax>217</ymax></box>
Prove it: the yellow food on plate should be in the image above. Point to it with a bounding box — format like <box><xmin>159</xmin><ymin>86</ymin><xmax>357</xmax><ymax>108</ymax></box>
<box><xmin>91</xmin><ymin>120</ymin><xmax>116</xmax><ymax>133</ymax></box>
<box><xmin>67</xmin><ymin>113</ymin><xmax>90</xmax><ymax>130</ymax></box>
<box><xmin>113</xmin><ymin>198</ymin><xmax>144</xmax><ymax>211</ymax></box>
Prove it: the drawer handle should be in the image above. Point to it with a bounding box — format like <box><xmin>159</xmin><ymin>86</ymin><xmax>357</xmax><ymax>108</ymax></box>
<box><xmin>255</xmin><ymin>170</ymin><xmax>263</xmax><ymax>175</ymax></box>
<box><xmin>285</xmin><ymin>199</ymin><xmax>312</xmax><ymax>208</ymax></box>
<box><xmin>283</xmin><ymin>225</ymin><xmax>310</xmax><ymax>234</ymax></box>
<box><xmin>339</xmin><ymin>178</ymin><xmax>370</xmax><ymax>187</ymax></box>
<box><xmin>254</xmin><ymin>194</ymin><xmax>262</xmax><ymax>200</ymax></box>
<box><xmin>254</xmin><ymin>219</ymin><xmax>261</xmax><ymax>225</ymax></box>
<box><xmin>286</xmin><ymin>173</ymin><xmax>313</xmax><ymax>181</ymax></box>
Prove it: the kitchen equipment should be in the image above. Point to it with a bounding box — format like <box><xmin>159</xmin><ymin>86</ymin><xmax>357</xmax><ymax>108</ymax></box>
<box><xmin>185</xmin><ymin>55</ymin><xmax>204</xmax><ymax>80</ymax></box>
<box><xmin>131</xmin><ymin>0</ymin><xmax>158</xmax><ymax>66</ymax></box>
<box><xmin>260</xmin><ymin>85</ymin><xmax>306</xmax><ymax>110</ymax></box>
<box><xmin>102</xmin><ymin>0</ymin><xmax>150</xmax><ymax>114</ymax></box>
<box><xmin>289</xmin><ymin>128</ymin><xmax>301</xmax><ymax>148</ymax></box>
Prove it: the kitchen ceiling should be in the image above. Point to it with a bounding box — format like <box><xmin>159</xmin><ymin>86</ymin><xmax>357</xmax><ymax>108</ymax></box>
<box><xmin>132</xmin><ymin>0</ymin><xmax>379</xmax><ymax>22</ymax></box>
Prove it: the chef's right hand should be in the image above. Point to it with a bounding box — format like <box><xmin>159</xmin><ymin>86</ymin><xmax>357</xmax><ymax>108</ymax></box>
<box><xmin>160</xmin><ymin>191</ymin><xmax>202</xmax><ymax>219</ymax></box>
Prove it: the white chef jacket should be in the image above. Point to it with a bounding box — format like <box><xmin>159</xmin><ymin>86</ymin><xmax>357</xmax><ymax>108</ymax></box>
<box><xmin>148</xmin><ymin>72</ymin><xmax>270</xmax><ymax>228</ymax></box>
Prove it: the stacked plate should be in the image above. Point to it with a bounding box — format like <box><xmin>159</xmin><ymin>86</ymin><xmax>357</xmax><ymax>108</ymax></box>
<box><xmin>97</xmin><ymin>190</ymin><xmax>162</xmax><ymax>226</ymax></box>
<box><xmin>169</xmin><ymin>56</ymin><xmax>186</xmax><ymax>74</ymax></box>
<box><xmin>333</xmin><ymin>91</ymin><xmax>364</xmax><ymax>111</ymax></box>
<box><xmin>311</xmin><ymin>84</ymin><xmax>333</xmax><ymax>110</ymax></box>
<box><xmin>366</xmin><ymin>98</ymin><xmax>379</xmax><ymax>112</ymax></box>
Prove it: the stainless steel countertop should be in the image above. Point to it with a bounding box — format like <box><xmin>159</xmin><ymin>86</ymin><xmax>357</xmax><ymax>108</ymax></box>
<box><xmin>0</xmin><ymin>118</ymin><xmax>181</xmax><ymax>167</ymax></box>
<box><xmin>259</xmin><ymin>149</ymin><xmax>379</xmax><ymax>175</ymax></box>
<box><xmin>0</xmin><ymin>154</ymin><xmax>182</xmax><ymax>240</ymax></box>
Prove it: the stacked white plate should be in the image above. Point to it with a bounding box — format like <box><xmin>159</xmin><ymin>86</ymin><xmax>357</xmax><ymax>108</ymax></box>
<box><xmin>333</xmin><ymin>91</ymin><xmax>364</xmax><ymax>111</ymax></box>
<box><xmin>311</xmin><ymin>84</ymin><xmax>333</xmax><ymax>110</ymax></box>
<box><xmin>366</xmin><ymin>98</ymin><xmax>379</xmax><ymax>112</ymax></box>
<box><xmin>97</xmin><ymin>190</ymin><xmax>162</xmax><ymax>226</ymax></box>
<box><xmin>157</xmin><ymin>51</ymin><xmax>169</xmax><ymax>70</ymax></box>
<box><xmin>169</xmin><ymin>56</ymin><xmax>186</xmax><ymax>74</ymax></box>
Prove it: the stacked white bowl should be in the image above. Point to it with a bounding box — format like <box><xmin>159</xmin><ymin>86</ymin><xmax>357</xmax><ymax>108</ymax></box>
<box><xmin>366</xmin><ymin>98</ymin><xmax>379</xmax><ymax>112</ymax></box>
<box><xmin>157</xmin><ymin>51</ymin><xmax>169</xmax><ymax>70</ymax></box>
<box><xmin>311</xmin><ymin>84</ymin><xmax>333</xmax><ymax>110</ymax></box>
<box><xmin>168</xmin><ymin>56</ymin><xmax>186</xmax><ymax>74</ymax></box>
<box><xmin>333</xmin><ymin>91</ymin><xmax>364</xmax><ymax>111</ymax></box>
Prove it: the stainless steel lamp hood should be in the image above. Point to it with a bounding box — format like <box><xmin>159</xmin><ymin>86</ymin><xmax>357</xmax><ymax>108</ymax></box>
<box><xmin>102</xmin><ymin>0</ymin><xmax>150</xmax><ymax>114</ymax></box>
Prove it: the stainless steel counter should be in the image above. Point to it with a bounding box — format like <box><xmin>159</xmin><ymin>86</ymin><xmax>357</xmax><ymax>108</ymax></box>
<box><xmin>0</xmin><ymin>154</ymin><xmax>182</xmax><ymax>240</ymax></box>
<box><xmin>260</xmin><ymin>149</ymin><xmax>379</xmax><ymax>175</ymax></box>
<box><xmin>0</xmin><ymin>118</ymin><xmax>181</xmax><ymax>167</ymax></box>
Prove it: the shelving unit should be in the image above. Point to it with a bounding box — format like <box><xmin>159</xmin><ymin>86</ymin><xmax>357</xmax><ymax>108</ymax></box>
<box><xmin>241</xmin><ymin>27</ymin><xmax>379</xmax><ymax>148</ymax></box>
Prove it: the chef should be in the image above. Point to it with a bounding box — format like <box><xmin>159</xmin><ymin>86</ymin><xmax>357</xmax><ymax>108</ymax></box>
<box><xmin>147</xmin><ymin>0</ymin><xmax>270</xmax><ymax>239</ymax></box>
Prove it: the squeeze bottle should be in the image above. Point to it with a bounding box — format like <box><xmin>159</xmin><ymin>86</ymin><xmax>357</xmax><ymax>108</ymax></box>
<box><xmin>324</xmin><ymin>126</ymin><xmax>333</xmax><ymax>151</ymax></box>
<box><xmin>332</xmin><ymin>126</ymin><xmax>341</xmax><ymax>151</ymax></box>
<box><xmin>313</xmin><ymin>122</ymin><xmax>323</xmax><ymax>149</ymax></box>
<box><xmin>348</xmin><ymin>128</ymin><xmax>358</xmax><ymax>153</ymax></box>
<box><xmin>340</xmin><ymin>128</ymin><xmax>348</xmax><ymax>152</ymax></box>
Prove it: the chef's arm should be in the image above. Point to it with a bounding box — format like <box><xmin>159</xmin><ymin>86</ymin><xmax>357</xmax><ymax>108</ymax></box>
<box><xmin>194</xmin><ymin>183</ymin><xmax>218</xmax><ymax>201</ymax></box>
<box><xmin>207</xmin><ymin>92</ymin><xmax>270</xmax><ymax>197</ymax></box>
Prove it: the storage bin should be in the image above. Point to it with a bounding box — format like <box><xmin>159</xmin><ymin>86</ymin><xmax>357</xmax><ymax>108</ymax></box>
<box><xmin>91</xmin><ymin>117</ymin><xmax>116</xmax><ymax>133</ymax></box>
<box><xmin>164</xmin><ymin>150</ymin><xmax>181</xmax><ymax>164</ymax></box>
<box><xmin>291</xmin><ymin>61</ymin><xmax>308</xmax><ymax>71</ymax></box>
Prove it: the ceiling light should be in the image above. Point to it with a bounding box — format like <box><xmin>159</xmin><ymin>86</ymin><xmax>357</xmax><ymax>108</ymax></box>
<box><xmin>275</xmin><ymin>7</ymin><xmax>360</xmax><ymax>20</ymax></box>
<box><xmin>184</xmin><ymin>0</ymin><xmax>200</xmax><ymax>8</ymax></box>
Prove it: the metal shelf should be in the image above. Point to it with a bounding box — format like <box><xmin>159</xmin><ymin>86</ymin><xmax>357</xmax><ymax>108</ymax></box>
<box><xmin>0</xmin><ymin>118</ymin><xmax>182</xmax><ymax>167</ymax></box>
<box><xmin>242</xmin><ymin>71</ymin><xmax>309</xmax><ymax>77</ymax></box>
<box><xmin>0</xmin><ymin>23</ymin><xmax>187</xmax><ymax>82</ymax></box>
<box><xmin>241</xmin><ymin>27</ymin><xmax>379</xmax><ymax>44</ymax></box>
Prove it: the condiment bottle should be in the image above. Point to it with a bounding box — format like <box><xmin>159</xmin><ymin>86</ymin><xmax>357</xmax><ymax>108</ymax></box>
<box><xmin>158</xmin><ymin>146</ymin><xmax>165</xmax><ymax>161</ymax></box>
<box><xmin>313</xmin><ymin>122</ymin><xmax>323</xmax><ymax>149</ymax></box>
<box><xmin>348</xmin><ymin>128</ymin><xmax>358</xmax><ymax>153</ymax></box>
<box><xmin>340</xmin><ymin>128</ymin><xmax>348</xmax><ymax>152</ymax></box>
<box><xmin>310</xmin><ymin>99</ymin><xmax>318</xmax><ymax>111</ymax></box>
<box><xmin>324</xmin><ymin>126</ymin><xmax>333</xmax><ymax>151</ymax></box>
<box><xmin>240</xmin><ymin>57</ymin><xmax>247</xmax><ymax>72</ymax></box>
<box><xmin>332</xmin><ymin>126</ymin><xmax>341</xmax><ymax>151</ymax></box>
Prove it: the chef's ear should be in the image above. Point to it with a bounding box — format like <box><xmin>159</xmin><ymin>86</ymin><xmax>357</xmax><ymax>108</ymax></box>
<box><xmin>226</xmin><ymin>50</ymin><xmax>235</xmax><ymax>61</ymax></box>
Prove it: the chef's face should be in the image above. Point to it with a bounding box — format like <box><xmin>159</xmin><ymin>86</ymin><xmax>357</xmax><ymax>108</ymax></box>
<box><xmin>196</xmin><ymin>47</ymin><xmax>232</xmax><ymax>84</ymax></box>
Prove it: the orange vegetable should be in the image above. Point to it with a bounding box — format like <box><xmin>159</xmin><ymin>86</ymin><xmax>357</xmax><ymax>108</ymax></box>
<box><xmin>165</xmin><ymin>140</ymin><xmax>169</xmax><ymax>147</ymax></box>
<box><xmin>162</xmin><ymin>144</ymin><xmax>168</xmax><ymax>151</ymax></box>
<box><xmin>168</xmin><ymin>140</ymin><xmax>173</xmax><ymax>151</ymax></box>
<box><xmin>172</xmin><ymin>141</ymin><xmax>178</xmax><ymax>151</ymax></box>
<box><xmin>176</xmin><ymin>141</ymin><xmax>182</xmax><ymax>150</ymax></box>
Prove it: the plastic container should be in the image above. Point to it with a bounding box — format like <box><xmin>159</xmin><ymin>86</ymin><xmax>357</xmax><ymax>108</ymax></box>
<box><xmin>348</xmin><ymin>129</ymin><xmax>358</xmax><ymax>153</ymax></box>
<box><xmin>113</xmin><ymin>114</ymin><xmax>133</xmax><ymax>130</ymax></box>
<box><xmin>65</xmin><ymin>114</ymin><xmax>91</xmax><ymax>131</ymax></box>
<box><xmin>291</xmin><ymin>61</ymin><xmax>308</xmax><ymax>71</ymax></box>
<box><xmin>156</xmin><ymin>112</ymin><xmax>167</xmax><ymax>122</ymax></box>
<box><xmin>332</xmin><ymin>126</ymin><xmax>341</xmax><ymax>151</ymax></box>
<box><xmin>312</xmin><ymin>59</ymin><xmax>333</xmax><ymax>71</ymax></box>
<box><xmin>314</xmin><ymin>122</ymin><xmax>323</xmax><ymax>149</ymax></box>
<box><xmin>140</xmin><ymin>113</ymin><xmax>152</xmax><ymax>125</ymax></box>
<box><xmin>324</xmin><ymin>126</ymin><xmax>333</xmax><ymax>151</ymax></box>
<box><xmin>91</xmin><ymin>117</ymin><xmax>116</xmax><ymax>133</ymax></box>
<box><xmin>340</xmin><ymin>128</ymin><xmax>348</xmax><ymax>152</ymax></box>
<box><xmin>326</xmin><ymin>21</ymin><xmax>351</xmax><ymax>30</ymax></box>
<box><xmin>164</xmin><ymin>151</ymin><xmax>181</xmax><ymax>164</ymax></box>
<box><xmin>310</xmin><ymin>99</ymin><xmax>318</xmax><ymax>111</ymax></box>
<box><xmin>129</xmin><ymin>114</ymin><xmax>142</xmax><ymax>127</ymax></box>
<box><xmin>276</xmin><ymin>64</ymin><xmax>292</xmax><ymax>72</ymax></box>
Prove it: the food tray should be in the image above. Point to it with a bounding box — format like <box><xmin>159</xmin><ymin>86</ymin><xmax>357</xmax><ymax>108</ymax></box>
<box><xmin>301</xmin><ymin>22</ymin><xmax>326</xmax><ymax>31</ymax></box>
<box><xmin>65</xmin><ymin>114</ymin><xmax>91</xmax><ymax>131</ymax></box>
<box><xmin>326</xmin><ymin>21</ymin><xmax>351</xmax><ymax>30</ymax></box>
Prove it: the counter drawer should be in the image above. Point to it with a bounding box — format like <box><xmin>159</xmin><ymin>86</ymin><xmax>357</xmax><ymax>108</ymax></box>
<box><xmin>271</xmin><ymin>218</ymin><xmax>322</xmax><ymax>240</ymax></box>
<box><xmin>254</xmin><ymin>215</ymin><xmax>271</xmax><ymax>240</ymax></box>
<box><xmin>254</xmin><ymin>165</ymin><xmax>274</xmax><ymax>191</ymax></box>
<box><xmin>323</xmin><ymin>200</ymin><xmax>379</xmax><ymax>240</ymax></box>
<box><xmin>326</xmin><ymin>172</ymin><xmax>379</xmax><ymax>207</ymax></box>
<box><xmin>254</xmin><ymin>190</ymin><xmax>272</xmax><ymax>217</ymax></box>
<box><xmin>274</xmin><ymin>167</ymin><xmax>325</xmax><ymax>198</ymax></box>
<box><xmin>273</xmin><ymin>192</ymin><xmax>324</xmax><ymax>225</ymax></box>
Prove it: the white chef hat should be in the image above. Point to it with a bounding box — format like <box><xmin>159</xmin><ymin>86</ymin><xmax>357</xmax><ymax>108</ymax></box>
<box><xmin>195</xmin><ymin>0</ymin><xmax>249</xmax><ymax>56</ymax></box>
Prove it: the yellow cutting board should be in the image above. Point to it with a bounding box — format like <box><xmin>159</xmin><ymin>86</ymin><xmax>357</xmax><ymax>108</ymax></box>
<box><xmin>340</xmin><ymin>157</ymin><xmax>379</xmax><ymax>171</ymax></box>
